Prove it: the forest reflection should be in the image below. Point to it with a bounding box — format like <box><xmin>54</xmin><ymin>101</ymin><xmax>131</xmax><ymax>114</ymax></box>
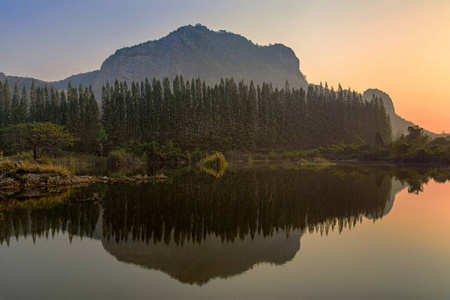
<box><xmin>1</xmin><ymin>166</ymin><xmax>449</xmax><ymax>247</ymax></box>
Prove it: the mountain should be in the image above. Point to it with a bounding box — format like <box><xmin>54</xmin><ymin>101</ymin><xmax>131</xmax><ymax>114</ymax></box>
<box><xmin>363</xmin><ymin>88</ymin><xmax>439</xmax><ymax>139</ymax></box>
<box><xmin>1</xmin><ymin>25</ymin><xmax>442</xmax><ymax>140</ymax></box>
<box><xmin>0</xmin><ymin>72</ymin><xmax>48</xmax><ymax>90</ymax></box>
<box><xmin>2</xmin><ymin>24</ymin><xmax>308</xmax><ymax>99</ymax></box>
<box><xmin>0</xmin><ymin>71</ymin><xmax>99</xmax><ymax>91</ymax></box>
<box><xmin>51</xmin><ymin>70</ymin><xmax>99</xmax><ymax>90</ymax></box>
<box><xmin>92</xmin><ymin>24</ymin><xmax>308</xmax><ymax>98</ymax></box>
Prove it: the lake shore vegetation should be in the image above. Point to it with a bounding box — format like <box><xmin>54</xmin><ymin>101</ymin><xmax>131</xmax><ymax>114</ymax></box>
<box><xmin>0</xmin><ymin>77</ymin><xmax>448</xmax><ymax>168</ymax></box>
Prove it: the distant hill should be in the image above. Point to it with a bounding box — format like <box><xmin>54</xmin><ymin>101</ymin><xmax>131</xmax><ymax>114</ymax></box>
<box><xmin>51</xmin><ymin>70</ymin><xmax>99</xmax><ymax>90</ymax></box>
<box><xmin>0</xmin><ymin>70</ymin><xmax>99</xmax><ymax>91</ymax></box>
<box><xmin>363</xmin><ymin>88</ymin><xmax>439</xmax><ymax>139</ymax></box>
<box><xmin>0</xmin><ymin>72</ymin><xmax>48</xmax><ymax>90</ymax></box>
<box><xmin>92</xmin><ymin>24</ymin><xmax>308</xmax><ymax>98</ymax></box>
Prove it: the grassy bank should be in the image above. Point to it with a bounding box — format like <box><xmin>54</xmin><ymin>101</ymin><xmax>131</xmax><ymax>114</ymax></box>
<box><xmin>0</xmin><ymin>160</ymin><xmax>70</xmax><ymax>177</ymax></box>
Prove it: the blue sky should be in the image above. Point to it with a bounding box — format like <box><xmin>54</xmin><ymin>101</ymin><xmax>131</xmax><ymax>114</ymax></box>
<box><xmin>2</xmin><ymin>0</ymin><xmax>302</xmax><ymax>80</ymax></box>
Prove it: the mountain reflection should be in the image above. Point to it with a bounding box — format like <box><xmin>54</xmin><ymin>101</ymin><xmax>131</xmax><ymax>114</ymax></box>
<box><xmin>102</xmin><ymin>230</ymin><xmax>302</xmax><ymax>285</ymax></box>
<box><xmin>1</xmin><ymin>166</ymin><xmax>448</xmax><ymax>284</ymax></box>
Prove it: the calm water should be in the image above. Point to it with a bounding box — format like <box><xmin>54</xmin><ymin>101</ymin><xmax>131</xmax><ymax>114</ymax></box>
<box><xmin>0</xmin><ymin>165</ymin><xmax>449</xmax><ymax>299</ymax></box>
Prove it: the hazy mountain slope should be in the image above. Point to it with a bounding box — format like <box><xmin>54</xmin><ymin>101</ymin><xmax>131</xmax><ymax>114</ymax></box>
<box><xmin>363</xmin><ymin>88</ymin><xmax>439</xmax><ymax>138</ymax></box>
<box><xmin>51</xmin><ymin>70</ymin><xmax>99</xmax><ymax>89</ymax></box>
<box><xmin>0</xmin><ymin>71</ymin><xmax>99</xmax><ymax>91</ymax></box>
<box><xmin>93</xmin><ymin>24</ymin><xmax>308</xmax><ymax>98</ymax></box>
<box><xmin>0</xmin><ymin>72</ymin><xmax>48</xmax><ymax>90</ymax></box>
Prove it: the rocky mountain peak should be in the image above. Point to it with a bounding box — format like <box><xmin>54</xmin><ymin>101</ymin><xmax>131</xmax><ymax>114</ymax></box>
<box><xmin>93</xmin><ymin>24</ymin><xmax>308</xmax><ymax>98</ymax></box>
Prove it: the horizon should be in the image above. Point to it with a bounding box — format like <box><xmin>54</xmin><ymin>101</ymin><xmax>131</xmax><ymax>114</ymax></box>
<box><xmin>1</xmin><ymin>0</ymin><xmax>449</xmax><ymax>133</ymax></box>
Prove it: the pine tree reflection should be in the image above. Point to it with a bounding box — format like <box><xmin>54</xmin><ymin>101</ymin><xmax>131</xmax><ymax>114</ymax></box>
<box><xmin>2</xmin><ymin>166</ymin><xmax>446</xmax><ymax>284</ymax></box>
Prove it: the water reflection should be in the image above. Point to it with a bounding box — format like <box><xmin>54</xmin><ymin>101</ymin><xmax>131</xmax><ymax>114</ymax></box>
<box><xmin>1</xmin><ymin>165</ymin><xmax>449</xmax><ymax>285</ymax></box>
<box><xmin>101</xmin><ymin>167</ymin><xmax>393</xmax><ymax>246</ymax></box>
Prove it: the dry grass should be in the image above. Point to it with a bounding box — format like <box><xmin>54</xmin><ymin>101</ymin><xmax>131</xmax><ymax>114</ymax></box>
<box><xmin>0</xmin><ymin>160</ymin><xmax>70</xmax><ymax>177</ymax></box>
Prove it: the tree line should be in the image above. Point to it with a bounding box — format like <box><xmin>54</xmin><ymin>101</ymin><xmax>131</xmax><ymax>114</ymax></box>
<box><xmin>0</xmin><ymin>80</ymin><xmax>100</xmax><ymax>153</ymax></box>
<box><xmin>101</xmin><ymin>77</ymin><xmax>392</xmax><ymax>152</ymax></box>
<box><xmin>0</xmin><ymin>76</ymin><xmax>392</xmax><ymax>155</ymax></box>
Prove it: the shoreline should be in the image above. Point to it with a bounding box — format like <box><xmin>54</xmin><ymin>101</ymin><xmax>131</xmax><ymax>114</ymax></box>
<box><xmin>0</xmin><ymin>171</ymin><xmax>167</xmax><ymax>199</ymax></box>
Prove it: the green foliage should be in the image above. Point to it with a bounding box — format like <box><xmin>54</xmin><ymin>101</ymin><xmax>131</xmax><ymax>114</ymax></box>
<box><xmin>107</xmin><ymin>140</ymin><xmax>187</xmax><ymax>166</ymax></box>
<box><xmin>2</xmin><ymin>76</ymin><xmax>394</xmax><ymax>162</ymax></box>
<box><xmin>96</xmin><ymin>129</ymin><xmax>108</xmax><ymax>156</ymax></box>
<box><xmin>375</xmin><ymin>131</ymin><xmax>385</xmax><ymax>146</ymax></box>
<box><xmin>200</xmin><ymin>152</ymin><xmax>228</xmax><ymax>169</ymax></box>
<box><xmin>187</xmin><ymin>148</ymin><xmax>209</xmax><ymax>162</ymax></box>
<box><xmin>429</xmin><ymin>136</ymin><xmax>450</xmax><ymax>147</ymax></box>
<box><xmin>106</xmin><ymin>149</ymin><xmax>141</xmax><ymax>166</ymax></box>
<box><xmin>268</xmin><ymin>125</ymin><xmax>450</xmax><ymax>165</ymax></box>
<box><xmin>5</xmin><ymin>122</ymin><xmax>78</xmax><ymax>161</ymax></box>
<box><xmin>199</xmin><ymin>152</ymin><xmax>228</xmax><ymax>177</ymax></box>
<box><xmin>152</xmin><ymin>140</ymin><xmax>187</xmax><ymax>162</ymax></box>
<box><xmin>99</xmin><ymin>77</ymin><xmax>392</xmax><ymax>153</ymax></box>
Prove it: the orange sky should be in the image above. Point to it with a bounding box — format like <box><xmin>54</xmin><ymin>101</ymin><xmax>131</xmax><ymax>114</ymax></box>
<box><xmin>280</xmin><ymin>1</ymin><xmax>450</xmax><ymax>134</ymax></box>
<box><xmin>217</xmin><ymin>1</ymin><xmax>450</xmax><ymax>134</ymax></box>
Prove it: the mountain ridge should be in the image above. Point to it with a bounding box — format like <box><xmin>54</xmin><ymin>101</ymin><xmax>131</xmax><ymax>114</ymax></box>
<box><xmin>93</xmin><ymin>24</ymin><xmax>308</xmax><ymax>98</ymax></box>
<box><xmin>0</xmin><ymin>25</ymin><xmax>442</xmax><ymax>138</ymax></box>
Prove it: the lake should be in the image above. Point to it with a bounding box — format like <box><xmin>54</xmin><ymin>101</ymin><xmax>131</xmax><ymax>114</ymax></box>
<box><xmin>0</xmin><ymin>164</ymin><xmax>449</xmax><ymax>299</ymax></box>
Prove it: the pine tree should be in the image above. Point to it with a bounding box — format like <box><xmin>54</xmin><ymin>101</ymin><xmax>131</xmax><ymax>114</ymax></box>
<box><xmin>0</xmin><ymin>81</ymin><xmax>4</xmax><ymax>129</ymax></box>
<box><xmin>246</xmin><ymin>81</ymin><xmax>257</xmax><ymax>149</ymax></box>
<box><xmin>67</xmin><ymin>81</ymin><xmax>80</xmax><ymax>145</ymax></box>
<box><xmin>83</xmin><ymin>86</ymin><xmax>101</xmax><ymax>153</ymax></box>
<box><xmin>152</xmin><ymin>78</ymin><xmax>163</xmax><ymax>143</ymax></box>
<box><xmin>49</xmin><ymin>86</ymin><xmax>60</xmax><ymax>124</ymax></box>
<box><xmin>19</xmin><ymin>86</ymin><xmax>28</xmax><ymax>123</ymax></box>
<box><xmin>2</xmin><ymin>79</ymin><xmax>11</xmax><ymax>128</ymax></box>
<box><xmin>29</xmin><ymin>80</ymin><xmax>37</xmax><ymax>122</ymax></box>
<box><xmin>11</xmin><ymin>84</ymin><xmax>20</xmax><ymax>125</ymax></box>
<box><xmin>35</xmin><ymin>87</ymin><xmax>44</xmax><ymax>122</ymax></box>
<box><xmin>43</xmin><ymin>85</ymin><xmax>50</xmax><ymax>122</ymax></box>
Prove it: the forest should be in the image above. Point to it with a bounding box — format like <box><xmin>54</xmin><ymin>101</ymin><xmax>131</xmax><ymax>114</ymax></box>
<box><xmin>0</xmin><ymin>76</ymin><xmax>393</xmax><ymax>160</ymax></box>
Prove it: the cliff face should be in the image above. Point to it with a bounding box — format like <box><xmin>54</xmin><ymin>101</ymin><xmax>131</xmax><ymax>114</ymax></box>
<box><xmin>363</xmin><ymin>88</ymin><xmax>439</xmax><ymax>138</ymax></box>
<box><xmin>93</xmin><ymin>24</ymin><xmax>308</xmax><ymax>98</ymax></box>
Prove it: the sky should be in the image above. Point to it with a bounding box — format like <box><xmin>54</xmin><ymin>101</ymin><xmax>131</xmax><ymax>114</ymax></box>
<box><xmin>1</xmin><ymin>0</ymin><xmax>449</xmax><ymax>133</ymax></box>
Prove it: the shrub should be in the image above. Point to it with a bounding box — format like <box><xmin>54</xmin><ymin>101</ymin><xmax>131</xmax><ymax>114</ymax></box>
<box><xmin>200</xmin><ymin>152</ymin><xmax>228</xmax><ymax>169</ymax></box>
<box><xmin>199</xmin><ymin>152</ymin><xmax>228</xmax><ymax>177</ymax></box>
<box><xmin>188</xmin><ymin>148</ymin><xmax>208</xmax><ymax>162</ymax></box>
<box><xmin>107</xmin><ymin>149</ymin><xmax>140</xmax><ymax>166</ymax></box>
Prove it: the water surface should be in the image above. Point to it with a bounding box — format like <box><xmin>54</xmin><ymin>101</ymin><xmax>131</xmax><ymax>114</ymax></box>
<box><xmin>0</xmin><ymin>165</ymin><xmax>449</xmax><ymax>299</ymax></box>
